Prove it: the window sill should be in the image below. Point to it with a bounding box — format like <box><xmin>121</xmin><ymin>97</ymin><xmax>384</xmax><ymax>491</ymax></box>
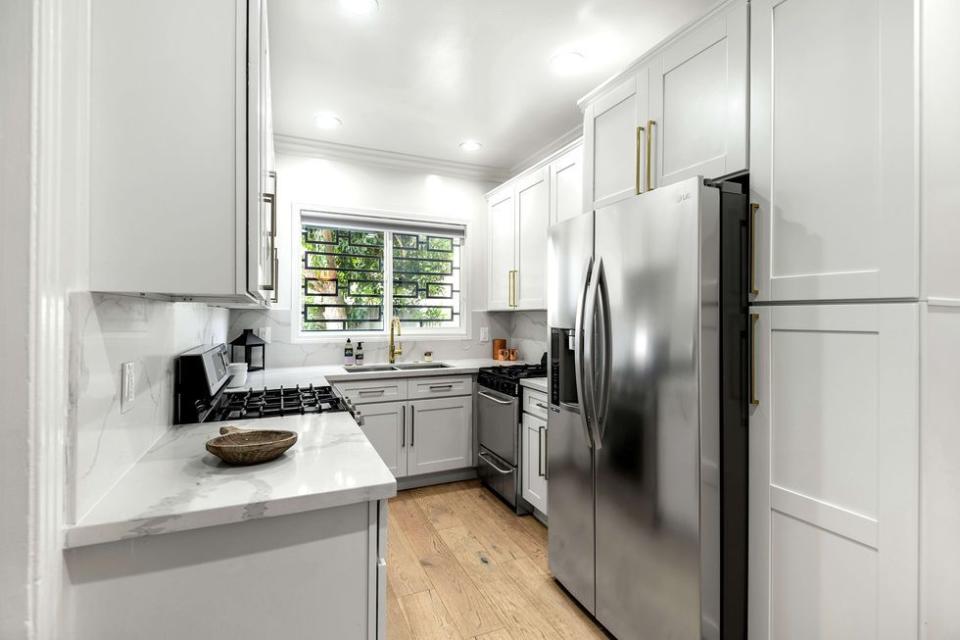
<box><xmin>292</xmin><ymin>332</ymin><xmax>472</xmax><ymax>345</ymax></box>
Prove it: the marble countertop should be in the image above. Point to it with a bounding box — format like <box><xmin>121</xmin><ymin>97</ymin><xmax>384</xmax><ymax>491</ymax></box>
<box><xmin>64</xmin><ymin>412</ymin><xmax>396</xmax><ymax>549</ymax></box>
<box><xmin>227</xmin><ymin>358</ymin><xmax>530</xmax><ymax>391</ymax></box>
<box><xmin>520</xmin><ymin>377</ymin><xmax>548</xmax><ymax>393</ymax></box>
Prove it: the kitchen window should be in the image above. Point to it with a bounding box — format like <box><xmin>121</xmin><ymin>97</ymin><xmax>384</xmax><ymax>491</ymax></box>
<box><xmin>298</xmin><ymin>208</ymin><xmax>466</xmax><ymax>338</ymax></box>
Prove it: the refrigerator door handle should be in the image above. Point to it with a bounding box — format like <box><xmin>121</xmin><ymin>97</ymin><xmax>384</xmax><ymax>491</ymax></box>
<box><xmin>593</xmin><ymin>259</ymin><xmax>612</xmax><ymax>442</ymax></box>
<box><xmin>573</xmin><ymin>256</ymin><xmax>596</xmax><ymax>449</ymax></box>
<box><xmin>582</xmin><ymin>258</ymin><xmax>602</xmax><ymax>450</ymax></box>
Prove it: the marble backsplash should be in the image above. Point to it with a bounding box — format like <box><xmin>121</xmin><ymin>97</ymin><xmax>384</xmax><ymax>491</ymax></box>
<box><xmin>226</xmin><ymin>309</ymin><xmax>548</xmax><ymax>368</ymax></box>
<box><xmin>67</xmin><ymin>293</ymin><xmax>229</xmax><ymax>522</ymax></box>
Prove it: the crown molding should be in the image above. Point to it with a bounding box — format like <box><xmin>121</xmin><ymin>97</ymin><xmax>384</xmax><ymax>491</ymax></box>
<box><xmin>508</xmin><ymin>124</ymin><xmax>584</xmax><ymax>177</ymax></box>
<box><xmin>273</xmin><ymin>134</ymin><xmax>512</xmax><ymax>183</ymax></box>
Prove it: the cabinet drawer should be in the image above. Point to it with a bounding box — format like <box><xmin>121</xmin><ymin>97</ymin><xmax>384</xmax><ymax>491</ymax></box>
<box><xmin>407</xmin><ymin>375</ymin><xmax>472</xmax><ymax>400</ymax></box>
<box><xmin>335</xmin><ymin>379</ymin><xmax>407</xmax><ymax>405</ymax></box>
<box><xmin>522</xmin><ymin>388</ymin><xmax>549</xmax><ymax>419</ymax></box>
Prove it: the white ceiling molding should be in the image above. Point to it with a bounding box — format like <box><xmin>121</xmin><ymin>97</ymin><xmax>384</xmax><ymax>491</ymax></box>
<box><xmin>274</xmin><ymin>134</ymin><xmax>512</xmax><ymax>183</ymax></box>
<box><xmin>508</xmin><ymin>124</ymin><xmax>584</xmax><ymax>177</ymax></box>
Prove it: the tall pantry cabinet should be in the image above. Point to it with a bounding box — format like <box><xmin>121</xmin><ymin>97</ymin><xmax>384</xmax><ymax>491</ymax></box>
<box><xmin>747</xmin><ymin>1</ymin><xmax>960</xmax><ymax>638</ymax></box>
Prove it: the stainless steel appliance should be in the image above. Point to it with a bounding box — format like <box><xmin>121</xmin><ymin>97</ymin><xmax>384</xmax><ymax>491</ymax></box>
<box><xmin>173</xmin><ymin>344</ymin><xmax>359</xmax><ymax>425</ymax></box>
<box><xmin>547</xmin><ymin>177</ymin><xmax>748</xmax><ymax>639</ymax></box>
<box><xmin>476</xmin><ymin>361</ymin><xmax>546</xmax><ymax>512</ymax></box>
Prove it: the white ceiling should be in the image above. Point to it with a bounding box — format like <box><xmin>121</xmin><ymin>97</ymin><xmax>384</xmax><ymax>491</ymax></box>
<box><xmin>269</xmin><ymin>0</ymin><xmax>716</xmax><ymax>172</ymax></box>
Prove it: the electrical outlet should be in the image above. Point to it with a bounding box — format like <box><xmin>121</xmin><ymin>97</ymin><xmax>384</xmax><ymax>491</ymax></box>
<box><xmin>479</xmin><ymin>327</ymin><xmax>490</xmax><ymax>343</ymax></box>
<box><xmin>258</xmin><ymin>326</ymin><xmax>272</xmax><ymax>343</ymax></box>
<box><xmin>121</xmin><ymin>361</ymin><xmax>136</xmax><ymax>414</ymax></box>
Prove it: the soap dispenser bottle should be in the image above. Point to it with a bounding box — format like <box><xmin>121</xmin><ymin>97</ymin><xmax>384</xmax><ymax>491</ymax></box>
<box><xmin>344</xmin><ymin>338</ymin><xmax>355</xmax><ymax>366</ymax></box>
<box><xmin>355</xmin><ymin>341</ymin><xmax>364</xmax><ymax>365</ymax></box>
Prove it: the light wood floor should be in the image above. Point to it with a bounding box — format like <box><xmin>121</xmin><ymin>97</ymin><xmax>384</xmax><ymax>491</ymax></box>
<box><xmin>386</xmin><ymin>480</ymin><xmax>609</xmax><ymax>640</ymax></box>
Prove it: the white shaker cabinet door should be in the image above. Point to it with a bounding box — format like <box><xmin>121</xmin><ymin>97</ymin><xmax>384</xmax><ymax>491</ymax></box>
<box><xmin>487</xmin><ymin>186</ymin><xmax>516</xmax><ymax>310</ymax></box>
<box><xmin>748</xmin><ymin>304</ymin><xmax>918</xmax><ymax>640</ymax></box>
<box><xmin>582</xmin><ymin>71</ymin><xmax>650</xmax><ymax>211</ymax></box>
<box><xmin>522</xmin><ymin>412</ymin><xmax>548</xmax><ymax>515</ymax></box>
<box><xmin>750</xmin><ymin>0</ymin><xmax>916</xmax><ymax>302</ymax></box>
<box><xmin>357</xmin><ymin>401</ymin><xmax>407</xmax><ymax>478</ymax></box>
<box><xmin>549</xmin><ymin>144</ymin><xmax>583</xmax><ymax>226</ymax></box>
<box><xmin>650</xmin><ymin>0</ymin><xmax>748</xmax><ymax>188</ymax></box>
<box><xmin>407</xmin><ymin>396</ymin><xmax>472</xmax><ymax>476</ymax></box>
<box><xmin>515</xmin><ymin>168</ymin><xmax>549</xmax><ymax>310</ymax></box>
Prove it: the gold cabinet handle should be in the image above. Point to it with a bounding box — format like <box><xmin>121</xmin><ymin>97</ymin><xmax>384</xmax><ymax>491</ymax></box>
<box><xmin>635</xmin><ymin>125</ymin><xmax>645</xmax><ymax>194</ymax></box>
<box><xmin>750</xmin><ymin>313</ymin><xmax>760</xmax><ymax>407</ymax></box>
<box><xmin>646</xmin><ymin>120</ymin><xmax>656</xmax><ymax>191</ymax></box>
<box><xmin>509</xmin><ymin>270</ymin><xmax>518</xmax><ymax>307</ymax></box>
<box><xmin>750</xmin><ymin>203</ymin><xmax>760</xmax><ymax>297</ymax></box>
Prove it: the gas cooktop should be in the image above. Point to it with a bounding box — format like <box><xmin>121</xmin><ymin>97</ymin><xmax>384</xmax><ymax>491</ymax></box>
<box><xmin>477</xmin><ymin>361</ymin><xmax>547</xmax><ymax>397</ymax></box>
<box><xmin>212</xmin><ymin>384</ymin><xmax>343</xmax><ymax>422</ymax></box>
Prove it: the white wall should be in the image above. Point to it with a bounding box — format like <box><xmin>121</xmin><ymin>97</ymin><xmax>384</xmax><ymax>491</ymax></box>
<box><xmin>0</xmin><ymin>0</ymin><xmax>35</xmax><ymax>635</ymax></box>
<box><xmin>228</xmin><ymin>153</ymin><xmax>528</xmax><ymax>367</ymax></box>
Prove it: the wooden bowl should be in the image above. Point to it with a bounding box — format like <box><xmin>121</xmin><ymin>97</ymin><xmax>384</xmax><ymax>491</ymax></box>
<box><xmin>205</xmin><ymin>426</ymin><xmax>298</xmax><ymax>466</ymax></box>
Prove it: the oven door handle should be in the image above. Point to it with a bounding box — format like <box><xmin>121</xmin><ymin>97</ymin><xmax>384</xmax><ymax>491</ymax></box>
<box><xmin>478</xmin><ymin>391</ymin><xmax>513</xmax><ymax>405</ymax></box>
<box><xmin>479</xmin><ymin>451</ymin><xmax>513</xmax><ymax>474</ymax></box>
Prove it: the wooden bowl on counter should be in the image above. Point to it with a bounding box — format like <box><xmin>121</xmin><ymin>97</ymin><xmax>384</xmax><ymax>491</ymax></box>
<box><xmin>205</xmin><ymin>426</ymin><xmax>298</xmax><ymax>466</ymax></box>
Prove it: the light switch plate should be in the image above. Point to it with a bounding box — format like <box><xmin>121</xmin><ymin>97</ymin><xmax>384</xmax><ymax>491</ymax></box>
<box><xmin>479</xmin><ymin>327</ymin><xmax>490</xmax><ymax>343</ymax></box>
<box><xmin>121</xmin><ymin>361</ymin><xmax>136</xmax><ymax>414</ymax></box>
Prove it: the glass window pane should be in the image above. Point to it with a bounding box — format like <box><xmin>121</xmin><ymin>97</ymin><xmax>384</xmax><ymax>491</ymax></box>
<box><xmin>301</xmin><ymin>225</ymin><xmax>385</xmax><ymax>332</ymax></box>
<box><xmin>391</xmin><ymin>232</ymin><xmax>462</xmax><ymax>330</ymax></box>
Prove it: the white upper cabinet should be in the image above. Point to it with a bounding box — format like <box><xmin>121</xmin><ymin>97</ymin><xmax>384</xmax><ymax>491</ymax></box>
<box><xmin>487</xmin><ymin>186</ymin><xmax>516</xmax><ymax>310</ymax></box>
<box><xmin>582</xmin><ymin>72</ymin><xmax>649</xmax><ymax>211</ymax></box>
<box><xmin>89</xmin><ymin>0</ymin><xmax>273</xmax><ymax>303</ymax></box>
<box><xmin>549</xmin><ymin>145</ymin><xmax>583</xmax><ymax>225</ymax></box>
<box><xmin>581</xmin><ymin>0</ymin><xmax>747</xmax><ymax>211</ymax></box>
<box><xmin>650</xmin><ymin>0</ymin><xmax>748</xmax><ymax>188</ymax></box>
<box><xmin>514</xmin><ymin>168</ymin><xmax>549</xmax><ymax>309</ymax></box>
<box><xmin>750</xmin><ymin>0</ymin><xmax>916</xmax><ymax>302</ymax></box>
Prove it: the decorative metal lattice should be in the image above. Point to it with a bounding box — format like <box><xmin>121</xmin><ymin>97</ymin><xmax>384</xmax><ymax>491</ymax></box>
<box><xmin>301</xmin><ymin>225</ymin><xmax>461</xmax><ymax>332</ymax></box>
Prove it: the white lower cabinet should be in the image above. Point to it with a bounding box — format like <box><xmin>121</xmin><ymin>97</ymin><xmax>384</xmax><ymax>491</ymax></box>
<box><xmin>749</xmin><ymin>303</ymin><xmax>919</xmax><ymax>640</ymax></box>
<box><xmin>522</xmin><ymin>412</ymin><xmax>547</xmax><ymax>515</ymax></box>
<box><xmin>357</xmin><ymin>401</ymin><xmax>406</xmax><ymax>478</ymax></box>
<box><xmin>408</xmin><ymin>396</ymin><xmax>472</xmax><ymax>476</ymax></box>
<box><xmin>338</xmin><ymin>378</ymin><xmax>472</xmax><ymax>480</ymax></box>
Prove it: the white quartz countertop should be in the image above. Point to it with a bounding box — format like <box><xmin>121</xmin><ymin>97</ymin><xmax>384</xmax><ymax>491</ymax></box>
<box><xmin>520</xmin><ymin>377</ymin><xmax>548</xmax><ymax>393</ymax></box>
<box><xmin>64</xmin><ymin>412</ymin><xmax>396</xmax><ymax>549</ymax></box>
<box><xmin>227</xmin><ymin>358</ymin><xmax>529</xmax><ymax>391</ymax></box>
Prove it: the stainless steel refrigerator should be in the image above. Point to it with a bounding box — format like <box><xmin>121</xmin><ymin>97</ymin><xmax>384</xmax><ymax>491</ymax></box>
<box><xmin>546</xmin><ymin>176</ymin><xmax>748</xmax><ymax>640</ymax></box>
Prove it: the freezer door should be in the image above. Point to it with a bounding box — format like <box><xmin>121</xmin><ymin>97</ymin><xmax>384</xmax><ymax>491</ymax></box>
<box><xmin>547</xmin><ymin>212</ymin><xmax>594</xmax><ymax>329</ymax></box>
<box><xmin>592</xmin><ymin>178</ymin><xmax>720</xmax><ymax>639</ymax></box>
<box><xmin>546</xmin><ymin>403</ymin><xmax>596</xmax><ymax>614</ymax></box>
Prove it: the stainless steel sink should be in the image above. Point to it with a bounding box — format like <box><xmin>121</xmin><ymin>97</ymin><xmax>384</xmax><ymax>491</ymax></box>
<box><xmin>342</xmin><ymin>364</ymin><xmax>398</xmax><ymax>373</ymax></box>
<box><xmin>392</xmin><ymin>362</ymin><xmax>451</xmax><ymax>370</ymax></box>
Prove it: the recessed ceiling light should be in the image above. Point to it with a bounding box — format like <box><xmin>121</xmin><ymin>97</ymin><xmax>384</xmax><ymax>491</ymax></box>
<box><xmin>459</xmin><ymin>140</ymin><xmax>482</xmax><ymax>152</ymax></box>
<box><xmin>550</xmin><ymin>51</ymin><xmax>587</xmax><ymax>76</ymax></box>
<box><xmin>313</xmin><ymin>112</ymin><xmax>342</xmax><ymax>130</ymax></box>
<box><xmin>339</xmin><ymin>0</ymin><xmax>379</xmax><ymax>16</ymax></box>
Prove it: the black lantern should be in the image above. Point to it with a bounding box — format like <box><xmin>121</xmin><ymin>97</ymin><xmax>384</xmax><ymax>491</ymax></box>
<box><xmin>230</xmin><ymin>329</ymin><xmax>266</xmax><ymax>371</ymax></box>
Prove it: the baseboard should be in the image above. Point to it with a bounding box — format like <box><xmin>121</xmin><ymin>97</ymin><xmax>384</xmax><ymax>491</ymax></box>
<box><xmin>396</xmin><ymin>467</ymin><xmax>478</xmax><ymax>491</ymax></box>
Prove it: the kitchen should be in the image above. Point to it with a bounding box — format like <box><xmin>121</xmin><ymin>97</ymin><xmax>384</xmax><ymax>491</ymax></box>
<box><xmin>3</xmin><ymin>0</ymin><xmax>960</xmax><ymax>639</ymax></box>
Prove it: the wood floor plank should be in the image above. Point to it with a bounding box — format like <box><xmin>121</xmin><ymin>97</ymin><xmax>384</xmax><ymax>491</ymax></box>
<box><xmin>437</xmin><ymin>525</ymin><xmax>564</xmax><ymax>640</ymax></box>
<box><xmin>388</xmin><ymin>481</ymin><xmax>606</xmax><ymax>640</ymax></box>
<box><xmin>397</xmin><ymin>589</ymin><xmax>464</xmax><ymax>640</ymax></box>
<box><xmin>388</xmin><ymin>512</ymin><xmax>433</xmax><ymax>597</ymax></box>
<box><xmin>500</xmin><ymin>557</ymin><xmax>608</xmax><ymax>640</ymax></box>
<box><xmin>391</xmin><ymin>497</ymin><xmax>504</xmax><ymax>638</ymax></box>
<box><xmin>387</xmin><ymin>581</ymin><xmax>416</xmax><ymax>640</ymax></box>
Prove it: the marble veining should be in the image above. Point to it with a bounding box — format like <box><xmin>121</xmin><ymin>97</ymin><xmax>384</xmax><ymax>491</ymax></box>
<box><xmin>64</xmin><ymin>412</ymin><xmax>396</xmax><ymax>549</ymax></box>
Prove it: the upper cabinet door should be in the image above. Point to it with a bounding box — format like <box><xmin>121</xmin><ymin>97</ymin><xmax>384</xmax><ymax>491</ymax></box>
<box><xmin>549</xmin><ymin>144</ymin><xmax>584</xmax><ymax>226</ymax></box>
<box><xmin>750</xmin><ymin>0</ymin><xmax>916</xmax><ymax>302</ymax></box>
<box><xmin>650</xmin><ymin>0</ymin><xmax>748</xmax><ymax>188</ymax></box>
<box><xmin>515</xmin><ymin>168</ymin><xmax>549</xmax><ymax>310</ymax></box>
<box><xmin>583</xmin><ymin>72</ymin><xmax>649</xmax><ymax>211</ymax></box>
<box><xmin>487</xmin><ymin>186</ymin><xmax>516</xmax><ymax>310</ymax></box>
